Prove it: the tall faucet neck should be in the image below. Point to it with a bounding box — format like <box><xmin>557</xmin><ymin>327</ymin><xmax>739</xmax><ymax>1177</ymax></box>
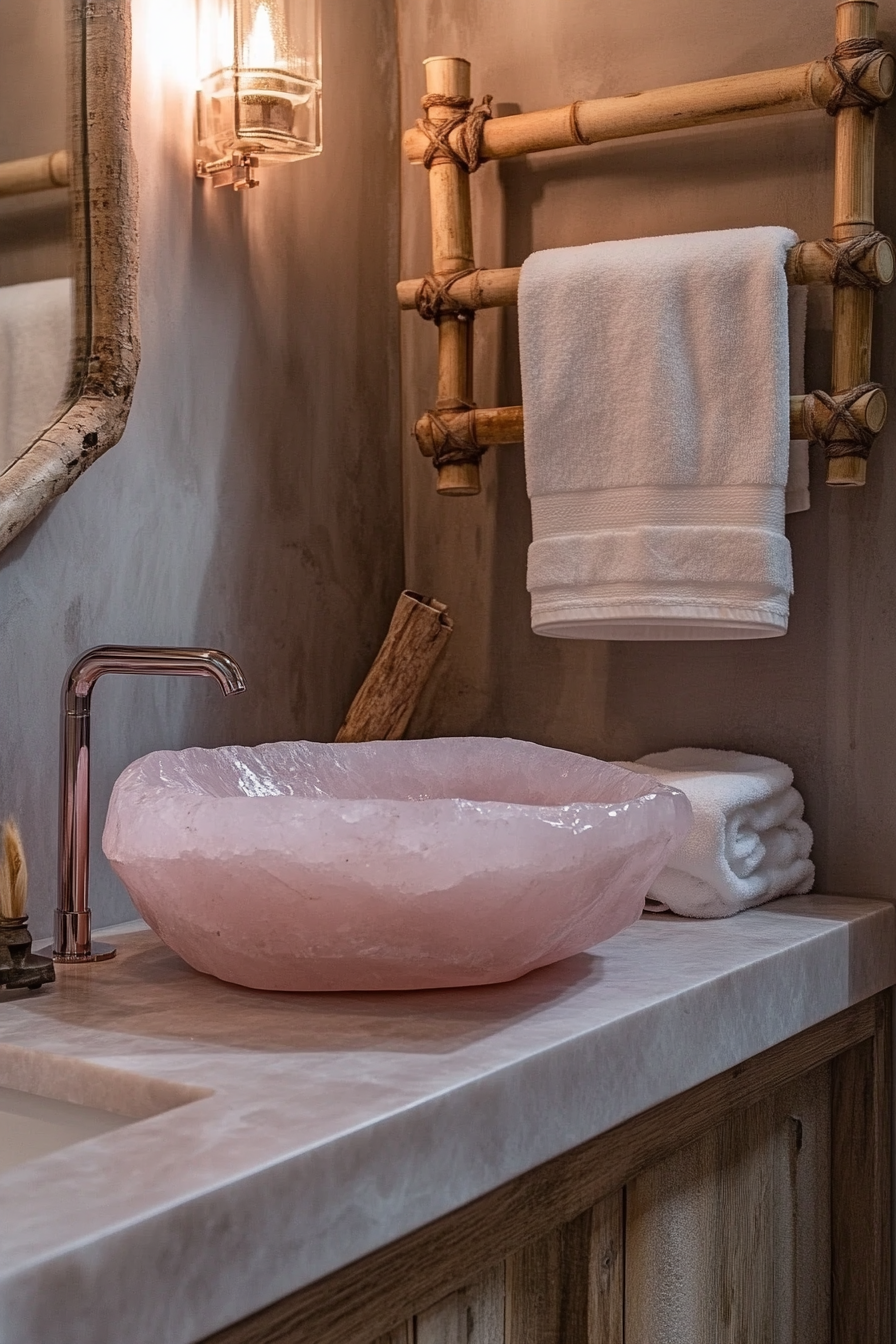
<box><xmin>56</xmin><ymin>644</ymin><xmax>246</xmax><ymax>964</ymax></box>
<box><xmin>63</xmin><ymin>644</ymin><xmax>248</xmax><ymax>714</ymax></box>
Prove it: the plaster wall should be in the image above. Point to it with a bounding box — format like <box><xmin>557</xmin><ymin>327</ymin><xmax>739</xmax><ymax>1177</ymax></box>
<box><xmin>0</xmin><ymin>0</ymin><xmax>403</xmax><ymax>937</ymax></box>
<box><xmin>398</xmin><ymin>0</ymin><xmax>896</xmax><ymax>900</ymax></box>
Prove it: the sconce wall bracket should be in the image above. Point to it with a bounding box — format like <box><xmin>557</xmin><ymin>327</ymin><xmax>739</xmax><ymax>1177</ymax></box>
<box><xmin>196</xmin><ymin>150</ymin><xmax>260</xmax><ymax>190</ymax></box>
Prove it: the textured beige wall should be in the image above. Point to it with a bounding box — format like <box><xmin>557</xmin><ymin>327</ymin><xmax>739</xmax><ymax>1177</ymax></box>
<box><xmin>0</xmin><ymin>0</ymin><xmax>402</xmax><ymax>937</ymax></box>
<box><xmin>399</xmin><ymin>0</ymin><xmax>896</xmax><ymax>899</ymax></box>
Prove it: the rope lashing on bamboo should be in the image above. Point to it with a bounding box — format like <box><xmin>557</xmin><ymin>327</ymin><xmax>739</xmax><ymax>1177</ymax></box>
<box><xmin>791</xmin><ymin>232</ymin><xmax>892</xmax><ymax>288</ymax></box>
<box><xmin>802</xmin><ymin>383</ymin><xmax>884</xmax><ymax>458</ymax></box>
<box><xmin>414</xmin><ymin>269</ymin><xmax>483</xmax><ymax>322</ymax></box>
<box><xmin>825</xmin><ymin>37</ymin><xmax>887</xmax><ymax>115</ymax></box>
<box><xmin>419</xmin><ymin>400</ymin><xmax>486</xmax><ymax>469</ymax></box>
<box><xmin>417</xmin><ymin>93</ymin><xmax>494</xmax><ymax>171</ymax></box>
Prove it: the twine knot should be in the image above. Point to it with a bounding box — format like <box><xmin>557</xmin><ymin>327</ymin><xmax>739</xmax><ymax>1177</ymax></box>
<box><xmin>414</xmin><ymin>269</ymin><xmax>482</xmax><ymax>322</ymax></box>
<box><xmin>418</xmin><ymin>400</ymin><xmax>485</xmax><ymax>469</ymax></box>
<box><xmin>791</xmin><ymin>232</ymin><xmax>892</xmax><ymax>288</ymax></box>
<box><xmin>825</xmin><ymin>37</ymin><xmax>887</xmax><ymax>115</ymax></box>
<box><xmin>417</xmin><ymin>93</ymin><xmax>494</xmax><ymax>172</ymax></box>
<box><xmin>802</xmin><ymin>383</ymin><xmax>884</xmax><ymax>459</ymax></box>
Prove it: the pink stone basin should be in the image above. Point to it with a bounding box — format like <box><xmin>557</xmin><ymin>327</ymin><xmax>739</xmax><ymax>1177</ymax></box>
<box><xmin>103</xmin><ymin>738</ymin><xmax>692</xmax><ymax>992</ymax></box>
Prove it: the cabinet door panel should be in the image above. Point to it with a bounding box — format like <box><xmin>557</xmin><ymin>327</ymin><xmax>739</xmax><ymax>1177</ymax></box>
<box><xmin>624</xmin><ymin>1064</ymin><xmax>831</xmax><ymax>1344</ymax></box>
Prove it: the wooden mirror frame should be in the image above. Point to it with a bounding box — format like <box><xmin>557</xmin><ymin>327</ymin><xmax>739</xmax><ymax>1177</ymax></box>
<box><xmin>0</xmin><ymin>0</ymin><xmax>139</xmax><ymax>553</ymax></box>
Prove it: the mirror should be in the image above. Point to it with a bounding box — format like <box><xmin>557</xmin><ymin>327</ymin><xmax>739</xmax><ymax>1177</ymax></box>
<box><xmin>0</xmin><ymin>0</ymin><xmax>71</xmax><ymax>473</ymax></box>
<box><xmin>0</xmin><ymin>0</ymin><xmax>139</xmax><ymax>552</ymax></box>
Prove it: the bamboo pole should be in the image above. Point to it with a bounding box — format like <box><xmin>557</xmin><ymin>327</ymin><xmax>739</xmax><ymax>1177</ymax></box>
<box><xmin>827</xmin><ymin>2</ymin><xmax>885</xmax><ymax>485</ymax></box>
<box><xmin>415</xmin><ymin>390</ymin><xmax>888</xmax><ymax>456</ymax></box>
<box><xmin>423</xmin><ymin>57</ymin><xmax>481</xmax><ymax>496</ymax></box>
<box><xmin>335</xmin><ymin>592</ymin><xmax>453</xmax><ymax>743</ymax></box>
<box><xmin>0</xmin><ymin>150</ymin><xmax>69</xmax><ymax>199</ymax></box>
<box><xmin>397</xmin><ymin>237</ymin><xmax>895</xmax><ymax>312</ymax></box>
<box><xmin>403</xmin><ymin>55</ymin><xmax>894</xmax><ymax>165</ymax></box>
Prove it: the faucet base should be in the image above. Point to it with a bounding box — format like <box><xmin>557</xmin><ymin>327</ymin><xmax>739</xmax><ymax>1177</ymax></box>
<box><xmin>53</xmin><ymin>910</ymin><xmax>116</xmax><ymax>962</ymax></box>
<box><xmin>52</xmin><ymin>941</ymin><xmax>117</xmax><ymax>964</ymax></box>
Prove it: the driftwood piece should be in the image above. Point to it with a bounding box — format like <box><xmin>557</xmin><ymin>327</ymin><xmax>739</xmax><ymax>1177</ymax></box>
<box><xmin>336</xmin><ymin>592</ymin><xmax>453</xmax><ymax>743</ymax></box>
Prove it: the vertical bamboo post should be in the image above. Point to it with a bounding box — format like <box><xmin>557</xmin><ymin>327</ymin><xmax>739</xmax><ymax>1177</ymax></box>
<box><xmin>828</xmin><ymin>1</ymin><xmax>885</xmax><ymax>485</ymax></box>
<box><xmin>424</xmin><ymin>57</ymin><xmax>480</xmax><ymax>496</ymax></box>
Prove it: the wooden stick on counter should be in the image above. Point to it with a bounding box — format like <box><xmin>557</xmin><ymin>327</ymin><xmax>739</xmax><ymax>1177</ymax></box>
<box><xmin>336</xmin><ymin>592</ymin><xmax>453</xmax><ymax>743</ymax></box>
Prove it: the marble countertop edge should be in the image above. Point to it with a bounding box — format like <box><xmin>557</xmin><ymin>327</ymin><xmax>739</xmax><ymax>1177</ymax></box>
<box><xmin>0</xmin><ymin>896</ymin><xmax>892</xmax><ymax>1344</ymax></box>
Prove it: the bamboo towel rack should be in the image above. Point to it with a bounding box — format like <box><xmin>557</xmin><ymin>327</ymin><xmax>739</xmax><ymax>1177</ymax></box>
<box><xmin>398</xmin><ymin>2</ymin><xmax>895</xmax><ymax>494</ymax></box>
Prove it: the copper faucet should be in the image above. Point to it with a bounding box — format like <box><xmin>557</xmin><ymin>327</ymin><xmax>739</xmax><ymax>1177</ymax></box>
<box><xmin>55</xmin><ymin>646</ymin><xmax>247</xmax><ymax>963</ymax></box>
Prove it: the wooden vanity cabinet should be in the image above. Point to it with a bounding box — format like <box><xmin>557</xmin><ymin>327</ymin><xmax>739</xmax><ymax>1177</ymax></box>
<box><xmin>205</xmin><ymin>992</ymin><xmax>891</xmax><ymax>1344</ymax></box>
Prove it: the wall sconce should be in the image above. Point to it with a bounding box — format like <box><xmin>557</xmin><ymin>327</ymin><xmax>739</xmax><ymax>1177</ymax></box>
<box><xmin>196</xmin><ymin>0</ymin><xmax>321</xmax><ymax>189</ymax></box>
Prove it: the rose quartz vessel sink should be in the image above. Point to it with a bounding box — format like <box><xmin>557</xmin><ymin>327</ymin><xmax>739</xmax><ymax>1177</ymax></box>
<box><xmin>103</xmin><ymin>737</ymin><xmax>691</xmax><ymax>992</ymax></box>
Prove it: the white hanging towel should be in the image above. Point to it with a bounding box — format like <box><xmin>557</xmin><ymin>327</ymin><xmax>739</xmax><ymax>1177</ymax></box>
<box><xmin>520</xmin><ymin>227</ymin><xmax>801</xmax><ymax>639</ymax></box>
<box><xmin>619</xmin><ymin>748</ymin><xmax>815</xmax><ymax>918</ymax></box>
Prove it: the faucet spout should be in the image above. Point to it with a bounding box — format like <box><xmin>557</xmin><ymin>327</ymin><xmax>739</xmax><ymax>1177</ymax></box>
<box><xmin>57</xmin><ymin>645</ymin><xmax>247</xmax><ymax>964</ymax></box>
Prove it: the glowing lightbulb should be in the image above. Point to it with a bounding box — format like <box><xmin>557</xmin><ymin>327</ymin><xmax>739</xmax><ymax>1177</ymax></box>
<box><xmin>246</xmin><ymin>3</ymin><xmax>277</xmax><ymax>67</ymax></box>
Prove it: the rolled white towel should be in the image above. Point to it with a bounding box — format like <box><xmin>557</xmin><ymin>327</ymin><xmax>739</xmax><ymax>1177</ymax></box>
<box><xmin>616</xmin><ymin>748</ymin><xmax>814</xmax><ymax>918</ymax></box>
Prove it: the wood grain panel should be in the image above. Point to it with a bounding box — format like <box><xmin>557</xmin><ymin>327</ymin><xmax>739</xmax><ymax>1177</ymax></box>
<box><xmin>717</xmin><ymin>1103</ymin><xmax>776</xmax><ymax>1341</ymax></box>
<box><xmin>372</xmin><ymin>1327</ymin><xmax>411</xmax><ymax>1344</ymax></box>
<box><xmin>771</xmin><ymin>1067</ymin><xmax>831</xmax><ymax>1344</ymax></box>
<box><xmin>505</xmin><ymin>1208</ymin><xmax>591</xmax><ymax>1344</ymax></box>
<box><xmin>587</xmin><ymin>1194</ymin><xmax>624</xmax><ymax>1344</ymax></box>
<box><xmin>625</xmin><ymin>1118</ymin><xmax>728</xmax><ymax>1342</ymax></box>
<box><xmin>832</xmin><ymin>994</ymin><xmax>892</xmax><ymax>1344</ymax></box>
<box><xmin>625</xmin><ymin>1067</ymin><xmax>833</xmax><ymax>1343</ymax></box>
<box><xmin>415</xmin><ymin>1263</ymin><xmax>504</xmax><ymax>1344</ymax></box>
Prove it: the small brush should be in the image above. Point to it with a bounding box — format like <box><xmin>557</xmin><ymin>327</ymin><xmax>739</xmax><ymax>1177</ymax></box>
<box><xmin>0</xmin><ymin>819</ymin><xmax>54</xmax><ymax>991</ymax></box>
<box><xmin>0</xmin><ymin>818</ymin><xmax>28</xmax><ymax>921</ymax></box>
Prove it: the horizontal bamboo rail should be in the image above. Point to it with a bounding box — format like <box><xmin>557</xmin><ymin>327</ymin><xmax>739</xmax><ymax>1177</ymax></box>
<box><xmin>403</xmin><ymin>53</ymin><xmax>895</xmax><ymax>164</ymax></box>
<box><xmin>0</xmin><ymin>151</ymin><xmax>69</xmax><ymax>200</ymax></box>
<box><xmin>414</xmin><ymin>388</ymin><xmax>889</xmax><ymax>456</ymax></box>
<box><xmin>397</xmin><ymin>237</ymin><xmax>896</xmax><ymax>311</ymax></box>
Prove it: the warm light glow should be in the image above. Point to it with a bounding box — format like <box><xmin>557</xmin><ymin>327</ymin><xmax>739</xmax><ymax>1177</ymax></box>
<box><xmin>218</xmin><ymin>6</ymin><xmax>234</xmax><ymax>68</ymax></box>
<box><xmin>197</xmin><ymin>0</ymin><xmax>234</xmax><ymax>79</ymax></box>
<box><xmin>246</xmin><ymin>3</ymin><xmax>278</xmax><ymax>67</ymax></box>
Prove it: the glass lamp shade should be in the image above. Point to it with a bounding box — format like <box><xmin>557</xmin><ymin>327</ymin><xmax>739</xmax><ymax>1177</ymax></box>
<box><xmin>197</xmin><ymin>0</ymin><xmax>321</xmax><ymax>179</ymax></box>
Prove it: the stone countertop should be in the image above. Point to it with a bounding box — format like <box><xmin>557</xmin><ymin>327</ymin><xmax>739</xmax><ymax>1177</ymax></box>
<box><xmin>0</xmin><ymin>894</ymin><xmax>892</xmax><ymax>1344</ymax></box>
